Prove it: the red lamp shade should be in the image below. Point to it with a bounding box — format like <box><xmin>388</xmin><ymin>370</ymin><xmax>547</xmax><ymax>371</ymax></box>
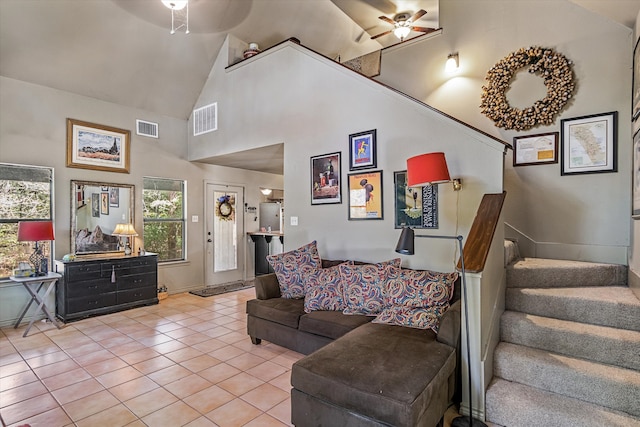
<box><xmin>17</xmin><ymin>221</ymin><xmax>55</xmax><ymax>242</ymax></box>
<box><xmin>406</xmin><ymin>152</ymin><xmax>451</xmax><ymax>187</ymax></box>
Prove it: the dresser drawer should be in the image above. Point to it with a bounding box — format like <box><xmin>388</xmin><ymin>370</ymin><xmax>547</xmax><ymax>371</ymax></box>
<box><xmin>117</xmin><ymin>272</ymin><xmax>156</xmax><ymax>291</ymax></box>
<box><xmin>117</xmin><ymin>287</ymin><xmax>157</xmax><ymax>305</ymax></box>
<box><xmin>100</xmin><ymin>258</ymin><xmax>157</xmax><ymax>278</ymax></box>
<box><xmin>67</xmin><ymin>292</ymin><xmax>117</xmax><ymax>314</ymax></box>
<box><xmin>66</xmin><ymin>263</ymin><xmax>102</xmax><ymax>282</ymax></box>
<box><xmin>66</xmin><ymin>279</ymin><xmax>116</xmax><ymax>299</ymax></box>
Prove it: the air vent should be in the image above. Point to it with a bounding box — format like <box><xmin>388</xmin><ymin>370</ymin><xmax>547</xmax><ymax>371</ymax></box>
<box><xmin>193</xmin><ymin>102</ymin><xmax>217</xmax><ymax>136</ymax></box>
<box><xmin>136</xmin><ymin>120</ymin><xmax>158</xmax><ymax>138</ymax></box>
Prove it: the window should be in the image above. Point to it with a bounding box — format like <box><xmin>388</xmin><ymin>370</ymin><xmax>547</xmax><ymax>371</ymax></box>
<box><xmin>143</xmin><ymin>177</ymin><xmax>185</xmax><ymax>262</ymax></box>
<box><xmin>0</xmin><ymin>163</ymin><xmax>54</xmax><ymax>278</ymax></box>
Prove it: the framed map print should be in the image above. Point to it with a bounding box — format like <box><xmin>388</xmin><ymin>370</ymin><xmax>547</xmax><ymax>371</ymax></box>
<box><xmin>560</xmin><ymin>111</ymin><xmax>617</xmax><ymax>175</ymax></box>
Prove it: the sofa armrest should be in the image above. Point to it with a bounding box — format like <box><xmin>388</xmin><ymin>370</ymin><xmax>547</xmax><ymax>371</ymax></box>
<box><xmin>254</xmin><ymin>273</ymin><xmax>282</xmax><ymax>300</ymax></box>
<box><xmin>436</xmin><ymin>299</ymin><xmax>461</xmax><ymax>349</ymax></box>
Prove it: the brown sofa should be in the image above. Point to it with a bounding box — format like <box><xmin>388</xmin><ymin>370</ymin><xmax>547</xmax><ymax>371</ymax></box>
<box><xmin>246</xmin><ymin>260</ymin><xmax>461</xmax><ymax>427</ymax></box>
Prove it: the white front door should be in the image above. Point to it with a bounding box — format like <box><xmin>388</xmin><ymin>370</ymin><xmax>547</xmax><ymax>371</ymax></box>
<box><xmin>205</xmin><ymin>183</ymin><xmax>245</xmax><ymax>286</ymax></box>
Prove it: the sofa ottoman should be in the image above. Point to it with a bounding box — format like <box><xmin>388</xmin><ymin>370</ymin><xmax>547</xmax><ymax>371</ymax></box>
<box><xmin>291</xmin><ymin>301</ymin><xmax>461</xmax><ymax>427</ymax></box>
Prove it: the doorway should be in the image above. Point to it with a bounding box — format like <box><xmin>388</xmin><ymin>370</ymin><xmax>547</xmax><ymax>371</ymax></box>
<box><xmin>205</xmin><ymin>182</ymin><xmax>245</xmax><ymax>287</ymax></box>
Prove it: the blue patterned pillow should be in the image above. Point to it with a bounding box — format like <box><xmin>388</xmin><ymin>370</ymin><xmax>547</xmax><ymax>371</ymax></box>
<box><xmin>383</xmin><ymin>267</ymin><xmax>457</xmax><ymax>308</ymax></box>
<box><xmin>267</xmin><ymin>241</ymin><xmax>322</xmax><ymax>299</ymax></box>
<box><xmin>340</xmin><ymin>259</ymin><xmax>401</xmax><ymax>315</ymax></box>
<box><xmin>372</xmin><ymin>305</ymin><xmax>450</xmax><ymax>332</ymax></box>
<box><xmin>303</xmin><ymin>262</ymin><xmax>353</xmax><ymax>313</ymax></box>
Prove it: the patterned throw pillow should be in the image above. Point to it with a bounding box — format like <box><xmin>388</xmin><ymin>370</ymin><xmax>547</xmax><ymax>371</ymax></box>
<box><xmin>372</xmin><ymin>304</ymin><xmax>450</xmax><ymax>332</ymax></box>
<box><xmin>303</xmin><ymin>262</ymin><xmax>353</xmax><ymax>313</ymax></box>
<box><xmin>372</xmin><ymin>267</ymin><xmax>458</xmax><ymax>332</ymax></box>
<box><xmin>383</xmin><ymin>267</ymin><xmax>457</xmax><ymax>308</ymax></box>
<box><xmin>340</xmin><ymin>258</ymin><xmax>401</xmax><ymax>315</ymax></box>
<box><xmin>266</xmin><ymin>241</ymin><xmax>322</xmax><ymax>299</ymax></box>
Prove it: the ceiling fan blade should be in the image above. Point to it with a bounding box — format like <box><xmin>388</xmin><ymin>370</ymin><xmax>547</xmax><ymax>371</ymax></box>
<box><xmin>371</xmin><ymin>29</ymin><xmax>393</xmax><ymax>40</ymax></box>
<box><xmin>410</xmin><ymin>26</ymin><xmax>438</xmax><ymax>34</ymax></box>
<box><xmin>378</xmin><ymin>15</ymin><xmax>396</xmax><ymax>25</ymax></box>
<box><xmin>408</xmin><ymin>9</ymin><xmax>427</xmax><ymax>23</ymax></box>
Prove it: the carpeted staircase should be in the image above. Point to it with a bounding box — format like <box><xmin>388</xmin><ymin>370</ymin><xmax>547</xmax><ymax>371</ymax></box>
<box><xmin>485</xmin><ymin>244</ymin><xmax>640</xmax><ymax>427</ymax></box>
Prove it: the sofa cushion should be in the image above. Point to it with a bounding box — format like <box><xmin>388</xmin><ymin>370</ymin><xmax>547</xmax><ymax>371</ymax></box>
<box><xmin>299</xmin><ymin>311</ymin><xmax>374</xmax><ymax>340</ymax></box>
<box><xmin>303</xmin><ymin>262</ymin><xmax>352</xmax><ymax>313</ymax></box>
<box><xmin>372</xmin><ymin>304</ymin><xmax>450</xmax><ymax>332</ymax></box>
<box><xmin>340</xmin><ymin>259</ymin><xmax>401</xmax><ymax>316</ymax></box>
<box><xmin>246</xmin><ymin>297</ymin><xmax>305</xmax><ymax>328</ymax></box>
<box><xmin>291</xmin><ymin>322</ymin><xmax>457</xmax><ymax>427</ymax></box>
<box><xmin>267</xmin><ymin>240</ymin><xmax>322</xmax><ymax>299</ymax></box>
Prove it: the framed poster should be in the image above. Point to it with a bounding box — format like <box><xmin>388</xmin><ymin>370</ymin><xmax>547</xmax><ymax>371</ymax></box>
<box><xmin>91</xmin><ymin>193</ymin><xmax>100</xmax><ymax>218</ymax></box>
<box><xmin>633</xmin><ymin>38</ymin><xmax>640</xmax><ymax>122</ymax></box>
<box><xmin>513</xmin><ymin>132</ymin><xmax>558</xmax><ymax>166</ymax></box>
<box><xmin>560</xmin><ymin>111</ymin><xmax>617</xmax><ymax>175</ymax></box>
<box><xmin>394</xmin><ymin>171</ymin><xmax>438</xmax><ymax>229</ymax></box>
<box><xmin>348</xmin><ymin>170</ymin><xmax>383</xmax><ymax>220</ymax></box>
<box><xmin>349</xmin><ymin>129</ymin><xmax>377</xmax><ymax>170</ymax></box>
<box><xmin>109</xmin><ymin>187</ymin><xmax>120</xmax><ymax>207</ymax></box>
<box><xmin>634</xmin><ymin>129</ymin><xmax>640</xmax><ymax>217</ymax></box>
<box><xmin>311</xmin><ymin>152</ymin><xmax>341</xmax><ymax>205</ymax></box>
<box><xmin>100</xmin><ymin>192</ymin><xmax>109</xmax><ymax>215</ymax></box>
<box><xmin>67</xmin><ymin>118</ymin><xmax>131</xmax><ymax>173</ymax></box>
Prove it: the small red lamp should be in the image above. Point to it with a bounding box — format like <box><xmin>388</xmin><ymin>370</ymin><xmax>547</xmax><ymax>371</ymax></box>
<box><xmin>17</xmin><ymin>221</ymin><xmax>55</xmax><ymax>276</ymax></box>
<box><xmin>406</xmin><ymin>152</ymin><xmax>462</xmax><ymax>190</ymax></box>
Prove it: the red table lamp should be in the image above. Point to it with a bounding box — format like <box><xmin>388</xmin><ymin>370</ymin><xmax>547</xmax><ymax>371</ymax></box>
<box><xmin>17</xmin><ymin>221</ymin><xmax>54</xmax><ymax>276</ymax></box>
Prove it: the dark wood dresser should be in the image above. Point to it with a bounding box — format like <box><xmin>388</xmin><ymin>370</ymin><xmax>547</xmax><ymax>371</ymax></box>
<box><xmin>55</xmin><ymin>253</ymin><xmax>158</xmax><ymax>322</ymax></box>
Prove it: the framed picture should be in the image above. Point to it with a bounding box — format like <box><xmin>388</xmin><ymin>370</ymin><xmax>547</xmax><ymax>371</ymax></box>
<box><xmin>100</xmin><ymin>192</ymin><xmax>109</xmax><ymax>215</ymax></box>
<box><xmin>67</xmin><ymin>118</ymin><xmax>131</xmax><ymax>173</ymax></box>
<box><xmin>633</xmin><ymin>129</ymin><xmax>640</xmax><ymax>217</ymax></box>
<box><xmin>394</xmin><ymin>171</ymin><xmax>438</xmax><ymax>229</ymax></box>
<box><xmin>633</xmin><ymin>38</ymin><xmax>640</xmax><ymax>122</ymax></box>
<box><xmin>349</xmin><ymin>129</ymin><xmax>377</xmax><ymax>170</ymax></box>
<box><xmin>109</xmin><ymin>187</ymin><xmax>120</xmax><ymax>207</ymax></box>
<box><xmin>348</xmin><ymin>170</ymin><xmax>383</xmax><ymax>220</ymax></box>
<box><xmin>311</xmin><ymin>152</ymin><xmax>341</xmax><ymax>205</ymax></box>
<box><xmin>561</xmin><ymin>111</ymin><xmax>618</xmax><ymax>175</ymax></box>
<box><xmin>91</xmin><ymin>193</ymin><xmax>100</xmax><ymax>218</ymax></box>
<box><xmin>76</xmin><ymin>185</ymin><xmax>85</xmax><ymax>209</ymax></box>
<box><xmin>513</xmin><ymin>132</ymin><xmax>558</xmax><ymax>166</ymax></box>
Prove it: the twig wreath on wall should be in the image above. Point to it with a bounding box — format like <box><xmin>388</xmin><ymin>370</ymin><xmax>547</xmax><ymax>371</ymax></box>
<box><xmin>480</xmin><ymin>46</ymin><xmax>576</xmax><ymax>131</ymax></box>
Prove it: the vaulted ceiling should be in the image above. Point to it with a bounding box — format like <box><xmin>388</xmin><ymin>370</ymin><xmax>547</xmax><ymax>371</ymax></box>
<box><xmin>0</xmin><ymin>0</ymin><xmax>637</xmax><ymax>121</ymax></box>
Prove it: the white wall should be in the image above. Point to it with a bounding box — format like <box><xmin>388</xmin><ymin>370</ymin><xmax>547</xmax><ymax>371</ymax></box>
<box><xmin>629</xmin><ymin>9</ymin><xmax>640</xmax><ymax>300</ymax></box>
<box><xmin>0</xmin><ymin>76</ymin><xmax>283</xmax><ymax>298</ymax></box>
<box><xmin>376</xmin><ymin>0</ymin><xmax>633</xmax><ymax>264</ymax></box>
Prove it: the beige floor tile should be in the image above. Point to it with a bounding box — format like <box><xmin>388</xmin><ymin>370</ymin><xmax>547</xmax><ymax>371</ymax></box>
<box><xmin>267</xmin><ymin>398</ymin><xmax>292</xmax><ymax>426</ymax></box>
<box><xmin>163</xmin><ymin>373</ymin><xmax>213</xmax><ymax>399</ymax></box>
<box><xmin>180</xmin><ymin>354</ymin><xmax>222</xmax><ymax>373</ymax></box>
<box><xmin>153</xmin><ymin>322</ymin><xmax>183</xmax><ymax>333</ymax></box>
<box><xmin>150</xmin><ymin>339</ymin><xmax>187</xmax><ymax>354</ymax></box>
<box><xmin>73</xmin><ymin>348</ymin><xmax>116</xmax><ymax>367</ymax></box>
<box><xmin>24</xmin><ymin>350</ymin><xmax>69</xmax><ymax>369</ymax></box>
<box><xmin>243</xmin><ymin>413</ymin><xmax>289</xmax><ymax>427</ymax></box>
<box><xmin>119</xmin><ymin>347</ymin><xmax>161</xmax><ymax>365</ymax></box>
<box><xmin>147</xmin><ymin>364</ymin><xmax>192</xmax><ymax>386</ymax></box>
<box><xmin>62</xmin><ymin>389</ymin><xmax>119</xmax><ymax>421</ymax></box>
<box><xmin>84</xmin><ymin>356</ymin><xmax>128</xmax><ymax>376</ymax></box>
<box><xmin>9</xmin><ymin>405</ymin><xmax>73</xmax><ymax>427</ymax></box>
<box><xmin>240</xmin><ymin>383</ymin><xmax>289</xmax><ymax>412</ymax></box>
<box><xmin>0</xmin><ymin>370</ymin><xmax>39</xmax><ymax>392</ymax></box>
<box><xmin>192</xmin><ymin>338</ymin><xmax>228</xmax><ymax>353</ymax></box>
<box><xmin>136</xmin><ymin>333</ymin><xmax>174</xmax><ymax>347</ymax></box>
<box><xmin>0</xmin><ymin>380</ymin><xmax>48</xmax><ymax>408</ymax></box>
<box><xmin>0</xmin><ymin>352</ymin><xmax>22</xmax><ymax>367</ymax></box>
<box><xmin>198</xmin><ymin>363</ymin><xmax>242</xmax><ymax>384</ymax></box>
<box><xmin>123</xmin><ymin>387</ymin><xmax>178</xmax><ymax>418</ymax></box>
<box><xmin>51</xmin><ymin>378</ymin><xmax>105</xmax><ymax>405</ymax></box>
<box><xmin>141</xmin><ymin>400</ymin><xmax>201</xmax><ymax>426</ymax></box>
<box><xmin>108</xmin><ymin>340</ymin><xmax>147</xmax><ymax>357</ymax></box>
<box><xmin>183</xmin><ymin>415</ymin><xmax>220</xmax><ymax>427</ymax></box>
<box><xmin>164</xmin><ymin>327</ymin><xmax>198</xmax><ymax>340</ymax></box>
<box><xmin>247</xmin><ymin>361</ymin><xmax>288</xmax><ymax>383</ymax></box>
<box><xmin>182</xmin><ymin>385</ymin><xmax>235</xmax><ymax>414</ymax></box>
<box><xmin>205</xmin><ymin>398</ymin><xmax>262</xmax><ymax>427</ymax></box>
<box><xmin>217</xmin><ymin>372</ymin><xmax>264</xmax><ymax>396</ymax></box>
<box><xmin>226</xmin><ymin>353</ymin><xmax>267</xmax><ymax>371</ymax></box>
<box><xmin>98</xmin><ymin>334</ymin><xmax>135</xmax><ymax>349</ymax></box>
<box><xmin>75</xmin><ymin>403</ymin><xmax>138</xmax><ymax>427</ymax></box>
<box><xmin>108</xmin><ymin>376</ymin><xmax>159</xmax><ymax>402</ymax></box>
<box><xmin>18</xmin><ymin>343</ymin><xmax>63</xmax><ymax>360</ymax></box>
<box><xmin>132</xmin><ymin>355</ymin><xmax>175</xmax><ymax>375</ymax></box>
<box><xmin>96</xmin><ymin>366</ymin><xmax>143</xmax><ymax>388</ymax></box>
<box><xmin>165</xmin><ymin>346</ymin><xmax>204</xmax><ymax>364</ymax></box>
<box><xmin>177</xmin><ymin>332</ymin><xmax>212</xmax><ymax>346</ymax></box>
<box><xmin>209</xmin><ymin>345</ymin><xmax>245</xmax><ymax>362</ymax></box>
<box><xmin>1</xmin><ymin>392</ymin><xmax>60</xmax><ymax>425</ymax></box>
<box><xmin>0</xmin><ymin>360</ymin><xmax>31</xmax><ymax>378</ymax></box>
<box><xmin>41</xmin><ymin>367</ymin><xmax>92</xmax><ymax>391</ymax></box>
<box><xmin>268</xmin><ymin>371</ymin><xmax>292</xmax><ymax>392</ymax></box>
<box><xmin>32</xmin><ymin>359</ymin><xmax>80</xmax><ymax>380</ymax></box>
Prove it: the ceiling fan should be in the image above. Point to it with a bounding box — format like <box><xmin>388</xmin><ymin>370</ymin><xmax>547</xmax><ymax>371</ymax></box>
<box><xmin>371</xmin><ymin>9</ymin><xmax>436</xmax><ymax>42</ymax></box>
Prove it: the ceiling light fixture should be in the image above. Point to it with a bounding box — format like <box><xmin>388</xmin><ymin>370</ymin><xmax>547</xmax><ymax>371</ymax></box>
<box><xmin>393</xmin><ymin>24</ymin><xmax>411</xmax><ymax>41</ymax></box>
<box><xmin>161</xmin><ymin>0</ymin><xmax>189</xmax><ymax>34</ymax></box>
<box><xmin>446</xmin><ymin>53</ymin><xmax>460</xmax><ymax>73</ymax></box>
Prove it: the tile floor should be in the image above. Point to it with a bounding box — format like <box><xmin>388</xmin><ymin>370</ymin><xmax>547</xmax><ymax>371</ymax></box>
<box><xmin>1</xmin><ymin>288</ymin><xmax>464</xmax><ymax>427</ymax></box>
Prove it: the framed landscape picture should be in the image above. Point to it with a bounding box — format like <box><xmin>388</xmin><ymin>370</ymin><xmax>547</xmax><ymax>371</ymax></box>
<box><xmin>311</xmin><ymin>152</ymin><xmax>341</xmax><ymax>205</ymax></box>
<box><xmin>348</xmin><ymin>170</ymin><xmax>383</xmax><ymax>220</ymax></box>
<box><xmin>67</xmin><ymin>118</ymin><xmax>131</xmax><ymax>173</ymax></box>
<box><xmin>560</xmin><ymin>111</ymin><xmax>617</xmax><ymax>175</ymax></box>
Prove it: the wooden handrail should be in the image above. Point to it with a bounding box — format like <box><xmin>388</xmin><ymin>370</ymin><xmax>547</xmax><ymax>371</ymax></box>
<box><xmin>458</xmin><ymin>192</ymin><xmax>506</xmax><ymax>273</ymax></box>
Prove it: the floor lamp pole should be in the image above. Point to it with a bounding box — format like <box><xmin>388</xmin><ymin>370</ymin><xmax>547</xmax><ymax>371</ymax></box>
<box><xmin>410</xmin><ymin>234</ymin><xmax>488</xmax><ymax>427</ymax></box>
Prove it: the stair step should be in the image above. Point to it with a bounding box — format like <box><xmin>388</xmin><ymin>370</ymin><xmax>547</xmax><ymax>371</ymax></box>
<box><xmin>493</xmin><ymin>342</ymin><xmax>640</xmax><ymax>417</ymax></box>
<box><xmin>506</xmin><ymin>286</ymin><xmax>640</xmax><ymax>331</ymax></box>
<box><xmin>501</xmin><ymin>311</ymin><xmax>640</xmax><ymax>370</ymax></box>
<box><xmin>507</xmin><ymin>257</ymin><xmax>627</xmax><ymax>288</ymax></box>
<box><xmin>486</xmin><ymin>378</ymin><xmax>640</xmax><ymax>427</ymax></box>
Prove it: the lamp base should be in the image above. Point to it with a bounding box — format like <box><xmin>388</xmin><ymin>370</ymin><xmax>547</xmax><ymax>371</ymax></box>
<box><xmin>451</xmin><ymin>415</ymin><xmax>489</xmax><ymax>427</ymax></box>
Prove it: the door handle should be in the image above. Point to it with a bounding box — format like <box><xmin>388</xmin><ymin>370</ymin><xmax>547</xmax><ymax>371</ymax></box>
<box><xmin>207</xmin><ymin>239</ymin><xmax>212</xmax><ymax>242</ymax></box>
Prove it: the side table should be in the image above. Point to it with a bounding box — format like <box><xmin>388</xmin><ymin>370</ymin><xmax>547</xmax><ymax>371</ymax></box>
<box><xmin>10</xmin><ymin>272</ymin><xmax>63</xmax><ymax>337</ymax></box>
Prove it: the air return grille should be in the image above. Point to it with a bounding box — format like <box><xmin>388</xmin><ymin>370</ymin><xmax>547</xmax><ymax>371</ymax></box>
<box><xmin>193</xmin><ymin>102</ymin><xmax>217</xmax><ymax>136</ymax></box>
<box><xmin>136</xmin><ymin>120</ymin><xmax>158</xmax><ymax>138</ymax></box>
